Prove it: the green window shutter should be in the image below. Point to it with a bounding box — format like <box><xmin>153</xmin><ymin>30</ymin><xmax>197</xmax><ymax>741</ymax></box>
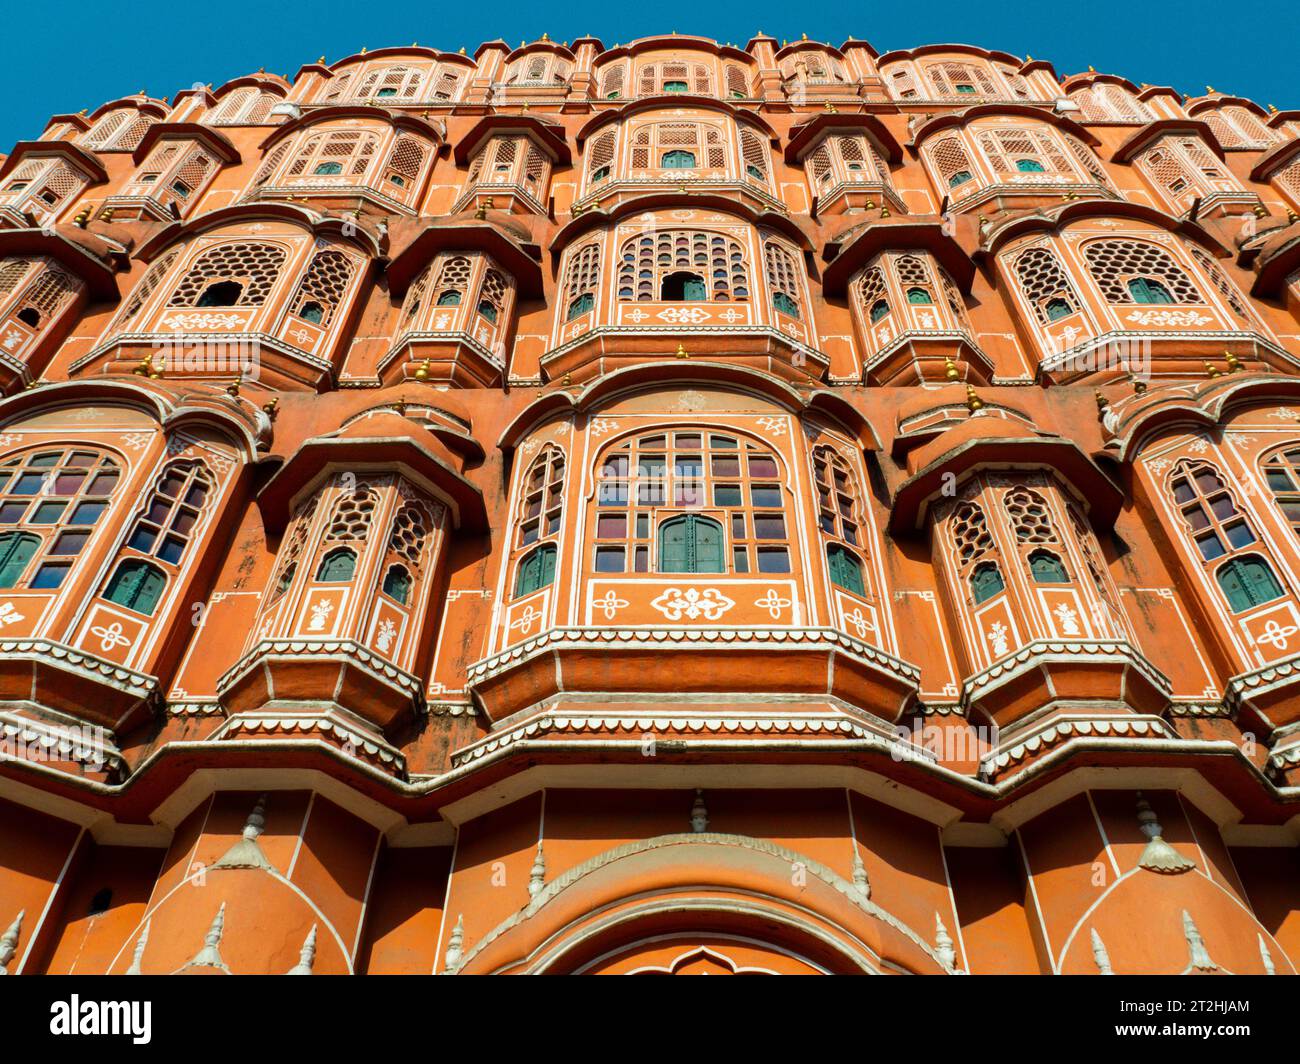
<box><xmin>827</xmin><ymin>545</ymin><xmax>864</xmax><ymax>595</ymax></box>
<box><xmin>1232</xmin><ymin>556</ymin><xmax>1284</xmax><ymax>606</ymax></box>
<box><xmin>316</xmin><ymin>548</ymin><xmax>357</xmax><ymax>582</ymax></box>
<box><xmin>971</xmin><ymin>562</ymin><xmax>1005</xmax><ymax>604</ymax></box>
<box><xmin>0</xmin><ymin>532</ymin><xmax>39</xmax><ymax>588</ymax></box>
<box><xmin>683</xmin><ymin>277</ymin><xmax>707</xmax><ymax>301</ymax></box>
<box><xmin>1217</xmin><ymin>561</ymin><xmax>1252</xmax><ymax>612</ymax></box>
<box><xmin>105</xmin><ymin>560</ymin><xmax>166</xmax><ymax>616</ymax></box>
<box><xmin>659</xmin><ymin>516</ymin><xmax>691</xmax><ymax>572</ymax></box>
<box><xmin>692</xmin><ymin>516</ymin><xmax>725</xmax><ymax>574</ymax></box>
<box><xmin>658</xmin><ymin>515</ymin><xmax>724</xmax><ymax>574</ymax></box>
<box><xmin>1029</xmin><ymin>551</ymin><xmax>1069</xmax><ymax>583</ymax></box>
<box><xmin>515</xmin><ymin>545</ymin><xmax>556</xmax><ymax>597</ymax></box>
<box><xmin>663</xmin><ymin>150</ymin><xmax>696</xmax><ymax>169</ymax></box>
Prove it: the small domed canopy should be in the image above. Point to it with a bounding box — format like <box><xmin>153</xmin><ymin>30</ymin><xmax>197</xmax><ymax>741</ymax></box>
<box><xmin>84</xmin><ymin>96</ymin><xmax>170</xmax><ymax>123</ymax></box>
<box><xmin>783</xmin><ymin>113</ymin><xmax>902</xmax><ymax>165</ymax></box>
<box><xmin>1061</xmin><ymin>71</ymin><xmax>1144</xmax><ymax>94</ymax></box>
<box><xmin>822</xmin><ymin>218</ymin><xmax>976</xmax><ymax>295</ymax></box>
<box><xmin>1111</xmin><ymin>118</ymin><xmax>1226</xmax><ymax>163</ymax></box>
<box><xmin>548</xmin><ymin>194</ymin><xmax>814</xmax><ymax>255</ymax></box>
<box><xmin>0</xmin><ymin>140</ymin><xmax>107</xmax><ymax>186</ymax></box>
<box><xmin>502</xmin><ymin>39</ymin><xmax>578</xmax><ymax>66</ymax></box>
<box><xmin>135</xmin><ymin>201</ymin><xmax>386</xmax><ymax>262</ymax></box>
<box><xmin>210</xmin><ymin>73</ymin><xmax>291</xmax><ymax>98</ymax></box>
<box><xmin>453</xmin><ymin>114</ymin><xmax>571</xmax><ymax>166</ymax></box>
<box><xmin>385</xmin><ymin>216</ymin><xmax>543</xmax><ymax>299</ymax></box>
<box><xmin>977</xmin><ymin>199</ymin><xmax>1228</xmax><ymax>259</ymax></box>
<box><xmin>130</xmin><ymin>123</ymin><xmax>241</xmax><ymax>167</ymax></box>
<box><xmin>576</xmin><ymin>97</ymin><xmax>779</xmax><ymax>147</ymax></box>
<box><xmin>1100</xmin><ymin>372</ymin><xmax>1300</xmax><ymax>462</ymax></box>
<box><xmin>0</xmin><ymin>226</ymin><xmax>125</xmax><ymax>299</ymax></box>
<box><xmin>891</xmin><ymin>385</ymin><xmax>1039</xmax><ymax>459</ymax></box>
<box><xmin>910</xmin><ymin>103</ymin><xmax>1101</xmax><ymax>148</ymax></box>
<box><xmin>256</xmin><ymin>105</ymin><xmax>445</xmax><ymax>156</ymax></box>
<box><xmin>878</xmin><ymin>42</ymin><xmax>1025</xmax><ymax>67</ymax></box>
<box><xmin>1251</xmin><ymin>138</ymin><xmax>1300</xmax><ymax>183</ymax></box>
<box><xmin>597</xmin><ymin>35</ymin><xmax>752</xmax><ymax>63</ymax></box>
<box><xmin>326</xmin><ymin>46</ymin><xmax>476</xmax><ymax>73</ymax></box>
<box><xmin>257</xmin><ymin>412</ymin><xmax>487</xmax><ymax>534</ymax></box>
<box><xmin>1250</xmin><ymin>224</ymin><xmax>1300</xmax><ymax>298</ymax></box>
<box><xmin>888</xmin><ymin>416</ymin><xmax>1124</xmax><ymax>533</ymax></box>
<box><xmin>497</xmin><ymin>362</ymin><xmax>883</xmax><ymax>454</ymax></box>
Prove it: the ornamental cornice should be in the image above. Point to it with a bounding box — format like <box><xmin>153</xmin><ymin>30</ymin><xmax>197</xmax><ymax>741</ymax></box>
<box><xmin>962</xmin><ymin>638</ymin><xmax>1172</xmax><ymax>706</ymax></box>
<box><xmin>469</xmin><ymin>623</ymin><xmax>919</xmax><ymax>684</ymax></box>
<box><xmin>0</xmin><ymin>638</ymin><xmax>158</xmax><ymax>701</ymax></box>
<box><xmin>980</xmin><ymin>713</ymin><xmax>1175</xmax><ymax>776</ymax></box>
<box><xmin>215</xmin><ymin>637</ymin><xmax>424</xmax><ymax>704</ymax></box>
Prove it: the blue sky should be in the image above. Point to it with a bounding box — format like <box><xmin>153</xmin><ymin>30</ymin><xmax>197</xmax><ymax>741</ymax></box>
<box><xmin>2</xmin><ymin>0</ymin><xmax>1297</xmax><ymax>148</ymax></box>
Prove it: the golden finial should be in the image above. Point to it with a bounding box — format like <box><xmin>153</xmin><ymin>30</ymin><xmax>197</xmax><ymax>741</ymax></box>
<box><xmin>801</xmin><ymin>33</ymin><xmax>809</xmax><ymax>41</ymax></box>
<box><xmin>1224</xmin><ymin>349</ymin><xmax>1243</xmax><ymax>373</ymax></box>
<box><xmin>72</xmin><ymin>206</ymin><xmax>91</xmax><ymax>228</ymax></box>
<box><xmin>414</xmin><ymin>358</ymin><xmax>431</xmax><ymax>381</ymax></box>
<box><xmin>225</xmin><ymin>381</ymin><xmax>240</xmax><ymax>398</ymax></box>
<box><xmin>1253</xmin><ymin>204</ymin><xmax>1267</xmax><ymax>219</ymax></box>
<box><xmin>943</xmin><ymin>357</ymin><xmax>960</xmax><ymax>381</ymax></box>
<box><xmin>880</xmin><ymin>205</ymin><xmax>892</xmax><ymax>218</ymax></box>
<box><xmin>1088</xmin><ymin>65</ymin><xmax>1096</xmax><ymax>73</ymax></box>
<box><xmin>138</xmin><ymin>88</ymin><xmax>146</xmax><ymax>97</ymax></box>
<box><xmin>133</xmin><ymin>356</ymin><xmax>152</xmax><ymax>377</ymax></box>
<box><xmin>978</xmin><ymin>216</ymin><xmax>991</xmax><ymax>238</ymax></box>
<box><xmin>262</xmin><ymin>398</ymin><xmax>278</xmax><ymax>419</ymax></box>
<box><xmin>257</xmin><ymin>66</ymin><xmax>265</xmax><ymax>74</ymax></box>
<box><xmin>1095</xmin><ymin>390</ymin><xmax>1109</xmax><ymax>415</ymax></box>
<box><xmin>1288</xmin><ymin>209</ymin><xmax>1299</xmax><ymax>225</ymax></box>
<box><xmin>1132</xmin><ymin>376</ymin><xmax>1147</xmax><ymax>395</ymax></box>
<box><xmin>676</xmin><ymin>341</ymin><xmax>689</xmax><ymax>359</ymax></box>
<box><xmin>317</xmin><ymin>56</ymin><xmax>325</xmax><ymax>65</ymax></box>
<box><xmin>561</xmin><ymin>372</ymin><xmax>573</xmax><ymax>386</ymax></box>
<box><xmin>678</xmin><ymin>182</ymin><xmax>690</xmax><ymax>194</ymax></box>
<box><xmin>1204</xmin><ymin>361</ymin><xmax>1222</xmax><ymax>378</ymax></box>
<box><xmin>1026</xmin><ymin>54</ymin><xmax>1033</xmax><ymax>63</ymax></box>
<box><xmin>863</xmin><ymin>198</ymin><xmax>877</xmax><ymax>211</ymax></box>
<box><xmin>459</xmin><ymin>47</ymin><xmax>467</xmax><ymax>55</ymax></box>
<box><xmin>1269</xmin><ymin>103</ymin><xmax>1279</xmax><ymax>113</ymax></box>
<box><xmin>98</xmin><ymin>205</ymin><xmax>114</xmax><ymax>222</ymax></box>
<box><xmin>521</xmin><ymin>100</ymin><xmax>530</xmax><ymax>111</ymax></box>
<box><xmin>541</xmin><ymin>32</ymin><xmax>549</xmax><ymax>42</ymax></box>
<box><xmin>824</xmin><ymin>101</ymin><xmax>838</xmax><ymax>114</ymax></box>
<box><xmin>360</xmin><ymin>45</ymin><xmax>368</xmax><ymax>54</ymax></box>
<box><xmin>1206</xmin><ymin>85</ymin><xmax>1216</xmax><ymax>94</ymax></box>
<box><xmin>965</xmin><ymin>385</ymin><xmax>984</xmax><ymax>412</ymax></box>
<box><xmin>474</xmin><ymin>201</ymin><xmax>488</xmax><ymax>220</ymax></box>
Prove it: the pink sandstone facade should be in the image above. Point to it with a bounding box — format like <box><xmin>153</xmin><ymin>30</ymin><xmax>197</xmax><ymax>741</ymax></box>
<box><xmin>0</xmin><ymin>32</ymin><xmax>1298</xmax><ymax>975</ymax></box>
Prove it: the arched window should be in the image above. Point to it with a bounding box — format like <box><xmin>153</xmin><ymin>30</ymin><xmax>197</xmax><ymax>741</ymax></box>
<box><xmin>1016</xmin><ymin>159</ymin><xmax>1046</xmax><ymax>172</ymax></box>
<box><xmin>929</xmin><ymin>137</ymin><xmax>975</xmax><ymax>190</ymax></box>
<box><xmin>661</xmin><ymin>271</ymin><xmax>707</xmax><ymax>301</ymax></box>
<box><xmin>1262</xmin><ymin>446</ymin><xmax>1300</xmax><ymax>535</ymax></box>
<box><xmin>662</xmin><ymin>149</ymin><xmax>696</xmax><ymax>169</ymax></box>
<box><xmin>977</xmin><ymin>128</ymin><xmax>1072</xmax><ymax>178</ymax></box>
<box><xmin>1013</xmin><ymin>246</ymin><xmax>1080</xmax><ymax>326</ymax></box>
<box><xmin>1217</xmin><ymin>555</ymin><xmax>1284</xmax><ymax>613</ymax></box>
<box><xmin>562</xmin><ymin>242</ymin><xmax>600</xmax><ymax>320</ymax></box>
<box><xmin>1083</xmin><ymin>240</ymin><xmax>1202</xmax><ymax>305</ymax></box>
<box><xmin>517</xmin><ymin>447</ymin><xmax>565</xmax><ymax>548</ymax></box>
<box><xmin>1170</xmin><ymin>461</ymin><xmax>1257</xmax><ymax>564</ymax></box>
<box><xmin>1004</xmin><ymin>486</ymin><xmax>1057</xmax><ymax>544</ymax></box>
<box><xmin>437</xmin><ymin>290</ymin><xmax>461</xmax><ymax>306</ymax></box>
<box><xmin>168</xmin><ymin>243</ymin><xmax>287</xmax><ymax>308</ymax></box>
<box><xmin>382</xmin><ymin>563</ymin><xmax>411</xmax><ymax>604</ymax></box>
<box><xmin>284</xmin><ymin>130</ymin><xmax>380</xmax><ymax>182</ymax></box>
<box><xmin>103</xmin><ymin>559</ymin><xmax>166</xmax><ymax>615</ymax></box>
<box><xmin>586</xmin><ymin>129</ymin><xmax>617</xmax><ymax>187</ymax></box>
<box><xmin>826</xmin><ymin>544</ymin><xmax>865</xmax><ymax>595</ymax></box>
<box><xmin>124</xmin><ymin>460</ymin><xmax>211</xmax><ymax>565</ymax></box>
<box><xmin>627</xmin><ymin>123</ymin><xmax>727</xmax><ymax>173</ymax></box>
<box><xmin>430</xmin><ymin>255</ymin><xmax>471</xmax><ymax>310</ymax></box>
<box><xmin>289</xmin><ymin>250</ymin><xmax>355</xmax><ymax>328</ymax></box>
<box><xmin>515</xmin><ymin>543</ymin><xmax>556</xmax><ymax>596</ymax></box>
<box><xmin>1029</xmin><ymin>549</ymin><xmax>1069</xmax><ymax>583</ymax></box>
<box><xmin>316</xmin><ymin>547</ymin><xmax>357</xmax><ymax>582</ymax></box>
<box><xmin>870</xmin><ymin>300</ymin><xmax>890</xmax><ymax>322</ymax></box>
<box><xmin>595</xmin><ymin>431</ymin><xmax>790</xmax><ymax>574</ymax></box>
<box><xmin>764</xmin><ymin>240</ymin><xmax>803</xmax><ymax>320</ymax></box>
<box><xmin>616</xmin><ymin>230</ymin><xmax>749</xmax><ymax>303</ymax></box>
<box><xmin>907</xmin><ymin>287</ymin><xmax>933</xmax><ymax>305</ymax></box>
<box><xmin>971</xmin><ymin>561</ymin><xmax>1005</xmax><ymax>603</ymax></box>
<box><xmin>856</xmin><ymin>266</ymin><xmax>889</xmax><ymax>326</ymax></box>
<box><xmin>0</xmin><ymin>447</ymin><xmax>120</xmax><ymax>589</ymax></box>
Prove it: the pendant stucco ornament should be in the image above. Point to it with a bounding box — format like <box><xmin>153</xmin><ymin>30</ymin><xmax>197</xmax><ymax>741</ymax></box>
<box><xmin>1134</xmin><ymin>793</ymin><xmax>1195</xmax><ymax>874</ymax></box>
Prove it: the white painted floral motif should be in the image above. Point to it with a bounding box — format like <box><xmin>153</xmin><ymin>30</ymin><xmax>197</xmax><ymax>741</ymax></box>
<box><xmin>0</xmin><ymin>603</ymin><xmax>25</xmax><ymax>628</ymax></box>
<box><xmin>754</xmin><ymin>588</ymin><xmax>792</xmax><ymax>620</ymax></box>
<box><xmin>375</xmin><ymin>619</ymin><xmax>397</xmax><ymax>653</ymax></box>
<box><xmin>121</xmin><ymin>432</ymin><xmax>151</xmax><ymax>451</ymax></box>
<box><xmin>591</xmin><ymin>590</ymin><xmax>630</xmax><ymax>619</ymax></box>
<box><xmin>162</xmin><ymin>312</ymin><xmax>244</xmax><ymax>331</ymax></box>
<box><xmin>509</xmin><ymin>604</ymin><xmax>542</xmax><ymax>636</ymax></box>
<box><xmin>986</xmin><ymin>621</ymin><xmax>1010</xmax><ymax>657</ymax></box>
<box><xmin>1255</xmin><ymin>618</ymin><xmax>1299</xmax><ymax>652</ymax></box>
<box><xmin>90</xmin><ymin>621</ymin><xmax>130</xmax><ymax>652</ymax></box>
<box><xmin>1123</xmin><ymin>309</ymin><xmax>1212</xmax><ymax>327</ymax></box>
<box><xmin>755</xmin><ymin>416</ymin><xmax>787</xmax><ymax>436</ymax></box>
<box><xmin>657</xmin><ymin>306</ymin><xmax>711</xmax><ymax>324</ymax></box>
<box><xmin>589</xmin><ymin>418</ymin><xmax>618</xmax><ymax>437</ymax></box>
<box><xmin>843</xmin><ymin>606</ymin><xmax>874</xmax><ymax>639</ymax></box>
<box><xmin>650</xmin><ymin>586</ymin><xmax>735</xmax><ymax>621</ymax></box>
<box><xmin>307</xmin><ymin>599</ymin><xmax>334</xmax><ymax>632</ymax></box>
<box><xmin>1053</xmin><ymin>603</ymin><xmax>1081</xmax><ymax>635</ymax></box>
